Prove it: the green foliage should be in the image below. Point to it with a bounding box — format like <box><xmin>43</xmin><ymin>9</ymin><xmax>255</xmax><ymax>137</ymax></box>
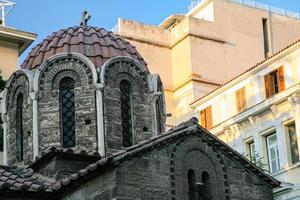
<box><xmin>243</xmin><ymin>152</ymin><xmax>269</xmax><ymax>173</ymax></box>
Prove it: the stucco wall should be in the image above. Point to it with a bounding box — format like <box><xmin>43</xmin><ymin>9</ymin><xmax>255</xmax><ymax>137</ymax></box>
<box><xmin>117</xmin><ymin>0</ymin><xmax>300</xmax><ymax>125</ymax></box>
<box><xmin>0</xmin><ymin>42</ymin><xmax>18</xmax><ymax>79</ymax></box>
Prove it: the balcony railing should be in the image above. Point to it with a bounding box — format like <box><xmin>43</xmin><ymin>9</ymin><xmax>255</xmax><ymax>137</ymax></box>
<box><xmin>189</xmin><ymin>0</ymin><xmax>300</xmax><ymax>20</ymax></box>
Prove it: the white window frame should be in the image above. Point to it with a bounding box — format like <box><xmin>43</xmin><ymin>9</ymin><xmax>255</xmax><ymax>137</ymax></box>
<box><xmin>284</xmin><ymin>122</ymin><xmax>300</xmax><ymax>165</ymax></box>
<box><xmin>266</xmin><ymin>133</ymin><xmax>280</xmax><ymax>173</ymax></box>
<box><xmin>249</xmin><ymin>141</ymin><xmax>255</xmax><ymax>159</ymax></box>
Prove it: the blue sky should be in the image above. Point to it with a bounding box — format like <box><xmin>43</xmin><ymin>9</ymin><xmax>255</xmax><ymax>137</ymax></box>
<box><xmin>5</xmin><ymin>0</ymin><xmax>300</xmax><ymax>63</ymax></box>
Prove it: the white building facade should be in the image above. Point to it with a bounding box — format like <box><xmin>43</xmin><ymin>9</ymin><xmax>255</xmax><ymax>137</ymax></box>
<box><xmin>191</xmin><ymin>40</ymin><xmax>300</xmax><ymax>199</ymax></box>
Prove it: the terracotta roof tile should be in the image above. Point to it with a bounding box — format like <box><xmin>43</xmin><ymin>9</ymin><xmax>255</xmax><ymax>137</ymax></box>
<box><xmin>21</xmin><ymin>26</ymin><xmax>148</xmax><ymax>70</ymax></box>
<box><xmin>0</xmin><ymin>166</ymin><xmax>48</xmax><ymax>192</ymax></box>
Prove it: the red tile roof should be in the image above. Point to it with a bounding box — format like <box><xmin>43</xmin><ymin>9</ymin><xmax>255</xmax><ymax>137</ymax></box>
<box><xmin>21</xmin><ymin>26</ymin><xmax>147</xmax><ymax>70</ymax></box>
<box><xmin>191</xmin><ymin>38</ymin><xmax>300</xmax><ymax>106</ymax></box>
<box><xmin>0</xmin><ymin>166</ymin><xmax>46</xmax><ymax>192</ymax></box>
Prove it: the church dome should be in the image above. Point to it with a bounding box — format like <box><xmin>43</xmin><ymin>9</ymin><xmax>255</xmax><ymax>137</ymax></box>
<box><xmin>21</xmin><ymin>26</ymin><xmax>147</xmax><ymax>70</ymax></box>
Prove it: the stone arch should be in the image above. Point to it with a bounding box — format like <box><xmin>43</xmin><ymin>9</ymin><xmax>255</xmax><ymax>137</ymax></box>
<box><xmin>3</xmin><ymin>70</ymin><xmax>33</xmax><ymax>165</ymax></box>
<box><xmin>100</xmin><ymin>56</ymin><xmax>149</xmax><ymax>84</ymax></box>
<box><xmin>101</xmin><ymin>57</ymin><xmax>152</xmax><ymax>152</ymax></box>
<box><xmin>2</xmin><ymin>70</ymin><xmax>33</xmax><ymax>114</ymax></box>
<box><xmin>35</xmin><ymin>54</ymin><xmax>97</xmax><ymax>152</ymax></box>
<box><xmin>170</xmin><ymin>135</ymin><xmax>229</xmax><ymax>200</ymax></box>
<box><xmin>33</xmin><ymin>52</ymin><xmax>98</xmax><ymax>92</ymax></box>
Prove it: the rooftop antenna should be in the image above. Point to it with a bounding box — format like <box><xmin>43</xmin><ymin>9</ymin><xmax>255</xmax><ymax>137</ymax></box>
<box><xmin>0</xmin><ymin>0</ymin><xmax>16</xmax><ymax>26</ymax></box>
<box><xmin>80</xmin><ymin>10</ymin><xmax>91</xmax><ymax>27</ymax></box>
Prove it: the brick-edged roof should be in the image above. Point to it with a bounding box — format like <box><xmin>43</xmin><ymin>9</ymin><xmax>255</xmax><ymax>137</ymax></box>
<box><xmin>21</xmin><ymin>26</ymin><xmax>147</xmax><ymax>70</ymax></box>
<box><xmin>28</xmin><ymin>147</ymin><xmax>101</xmax><ymax>171</ymax></box>
<box><xmin>191</xmin><ymin>38</ymin><xmax>300</xmax><ymax>106</ymax></box>
<box><xmin>45</xmin><ymin>118</ymin><xmax>279</xmax><ymax>192</ymax></box>
<box><xmin>0</xmin><ymin>166</ymin><xmax>48</xmax><ymax>192</ymax></box>
<box><xmin>0</xmin><ymin>118</ymin><xmax>280</xmax><ymax>196</ymax></box>
<box><xmin>0</xmin><ymin>147</ymin><xmax>102</xmax><ymax>193</ymax></box>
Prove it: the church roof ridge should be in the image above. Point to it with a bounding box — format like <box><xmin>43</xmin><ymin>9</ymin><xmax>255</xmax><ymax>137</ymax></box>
<box><xmin>0</xmin><ymin>117</ymin><xmax>280</xmax><ymax>195</ymax></box>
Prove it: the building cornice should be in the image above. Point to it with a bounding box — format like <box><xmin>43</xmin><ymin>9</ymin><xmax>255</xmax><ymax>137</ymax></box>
<box><xmin>0</xmin><ymin>25</ymin><xmax>37</xmax><ymax>55</ymax></box>
<box><xmin>211</xmin><ymin>83</ymin><xmax>300</xmax><ymax>134</ymax></box>
<box><xmin>191</xmin><ymin>38</ymin><xmax>300</xmax><ymax>107</ymax></box>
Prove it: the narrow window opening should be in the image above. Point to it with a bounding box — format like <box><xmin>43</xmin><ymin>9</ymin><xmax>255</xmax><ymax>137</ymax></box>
<box><xmin>16</xmin><ymin>93</ymin><xmax>24</xmax><ymax>162</ymax></box>
<box><xmin>199</xmin><ymin>171</ymin><xmax>212</xmax><ymax>200</ymax></box>
<box><xmin>188</xmin><ymin>169</ymin><xmax>197</xmax><ymax>200</ymax></box>
<box><xmin>262</xmin><ymin>18</ymin><xmax>270</xmax><ymax>58</ymax></box>
<box><xmin>264</xmin><ymin>66</ymin><xmax>285</xmax><ymax>98</ymax></box>
<box><xmin>60</xmin><ymin>77</ymin><xmax>76</xmax><ymax>148</ymax></box>
<box><xmin>120</xmin><ymin>80</ymin><xmax>133</xmax><ymax>147</ymax></box>
<box><xmin>270</xmin><ymin>71</ymin><xmax>279</xmax><ymax>94</ymax></box>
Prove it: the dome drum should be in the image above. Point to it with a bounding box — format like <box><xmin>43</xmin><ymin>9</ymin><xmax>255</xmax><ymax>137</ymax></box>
<box><xmin>2</xmin><ymin>25</ymin><xmax>166</xmax><ymax>165</ymax></box>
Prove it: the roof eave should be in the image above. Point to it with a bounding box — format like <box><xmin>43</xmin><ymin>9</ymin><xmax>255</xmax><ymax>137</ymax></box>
<box><xmin>190</xmin><ymin>38</ymin><xmax>300</xmax><ymax>107</ymax></box>
<box><xmin>0</xmin><ymin>25</ymin><xmax>37</xmax><ymax>55</ymax></box>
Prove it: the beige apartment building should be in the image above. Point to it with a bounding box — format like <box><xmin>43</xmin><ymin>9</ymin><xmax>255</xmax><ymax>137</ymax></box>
<box><xmin>0</xmin><ymin>25</ymin><xmax>36</xmax><ymax>79</ymax></box>
<box><xmin>114</xmin><ymin>0</ymin><xmax>300</xmax><ymax>125</ymax></box>
<box><xmin>191</xmin><ymin>37</ymin><xmax>300</xmax><ymax>199</ymax></box>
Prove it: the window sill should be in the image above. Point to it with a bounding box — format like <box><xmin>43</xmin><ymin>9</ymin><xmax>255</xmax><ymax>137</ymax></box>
<box><xmin>271</xmin><ymin>162</ymin><xmax>300</xmax><ymax>176</ymax></box>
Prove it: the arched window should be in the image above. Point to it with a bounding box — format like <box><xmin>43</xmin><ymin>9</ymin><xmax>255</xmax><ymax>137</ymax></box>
<box><xmin>199</xmin><ymin>171</ymin><xmax>212</xmax><ymax>200</ymax></box>
<box><xmin>188</xmin><ymin>169</ymin><xmax>197</xmax><ymax>200</ymax></box>
<box><xmin>15</xmin><ymin>93</ymin><xmax>24</xmax><ymax>162</ymax></box>
<box><xmin>120</xmin><ymin>80</ymin><xmax>132</xmax><ymax>147</ymax></box>
<box><xmin>60</xmin><ymin>77</ymin><xmax>76</xmax><ymax>148</ymax></box>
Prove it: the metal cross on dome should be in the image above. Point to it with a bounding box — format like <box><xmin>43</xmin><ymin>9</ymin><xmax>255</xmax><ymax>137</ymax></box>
<box><xmin>80</xmin><ymin>10</ymin><xmax>91</xmax><ymax>27</ymax></box>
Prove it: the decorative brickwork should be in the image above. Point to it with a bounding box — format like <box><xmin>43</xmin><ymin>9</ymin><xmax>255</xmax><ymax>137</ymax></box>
<box><xmin>103</xmin><ymin>58</ymin><xmax>152</xmax><ymax>152</ymax></box>
<box><xmin>170</xmin><ymin>136</ymin><xmax>228</xmax><ymax>200</ymax></box>
<box><xmin>5</xmin><ymin>72</ymin><xmax>33</xmax><ymax>165</ymax></box>
<box><xmin>38</xmin><ymin>57</ymin><xmax>97</xmax><ymax>152</ymax></box>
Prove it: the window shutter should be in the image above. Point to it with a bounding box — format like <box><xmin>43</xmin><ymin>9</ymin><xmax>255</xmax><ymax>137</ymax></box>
<box><xmin>241</xmin><ymin>87</ymin><xmax>246</xmax><ymax>110</ymax></box>
<box><xmin>200</xmin><ymin>110</ymin><xmax>206</xmax><ymax>128</ymax></box>
<box><xmin>278</xmin><ymin>66</ymin><xmax>285</xmax><ymax>92</ymax></box>
<box><xmin>206</xmin><ymin>106</ymin><xmax>213</xmax><ymax>130</ymax></box>
<box><xmin>264</xmin><ymin>75</ymin><xmax>271</xmax><ymax>98</ymax></box>
<box><xmin>236</xmin><ymin>87</ymin><xmax>247</xmax><ymax>112</ymax></box>
<box><xmin>236</xmin><ymin>89</ymin><xmax>241</xmax><ymax>112</ymax></box>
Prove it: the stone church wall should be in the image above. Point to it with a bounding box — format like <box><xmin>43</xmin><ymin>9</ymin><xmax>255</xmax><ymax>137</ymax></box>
<box><xmin>62</xmin><ymin>170</ymin><xmax>117</xmax><ymax>200</ymax></box>
<box><xmin>103</xmin><ymin>59</ymin><xmax>153</xmax><ymax>152</ymax></box>
<box><xmin>38</xmin><ymin>58</ymin><xmax>97</xmax><ymax>151</ymax></box>
<box><xmin>61</xmin><ymin>134</ymin><xmax>274</xmax><ymax>200</ymax></box>
<box><xmin>5</xmin><ymin>73</ymin><xmax>33</xmax><ymax>165</ymax></box>
<box><xmin>114</xmin><ymin>149</ymin><xmax>172</xmax><ymax>200</ymax></box>
<box><xmin>222</xmin><ymin>155</ymin><xmax>274</xmax><ymax>200</ymax></box>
